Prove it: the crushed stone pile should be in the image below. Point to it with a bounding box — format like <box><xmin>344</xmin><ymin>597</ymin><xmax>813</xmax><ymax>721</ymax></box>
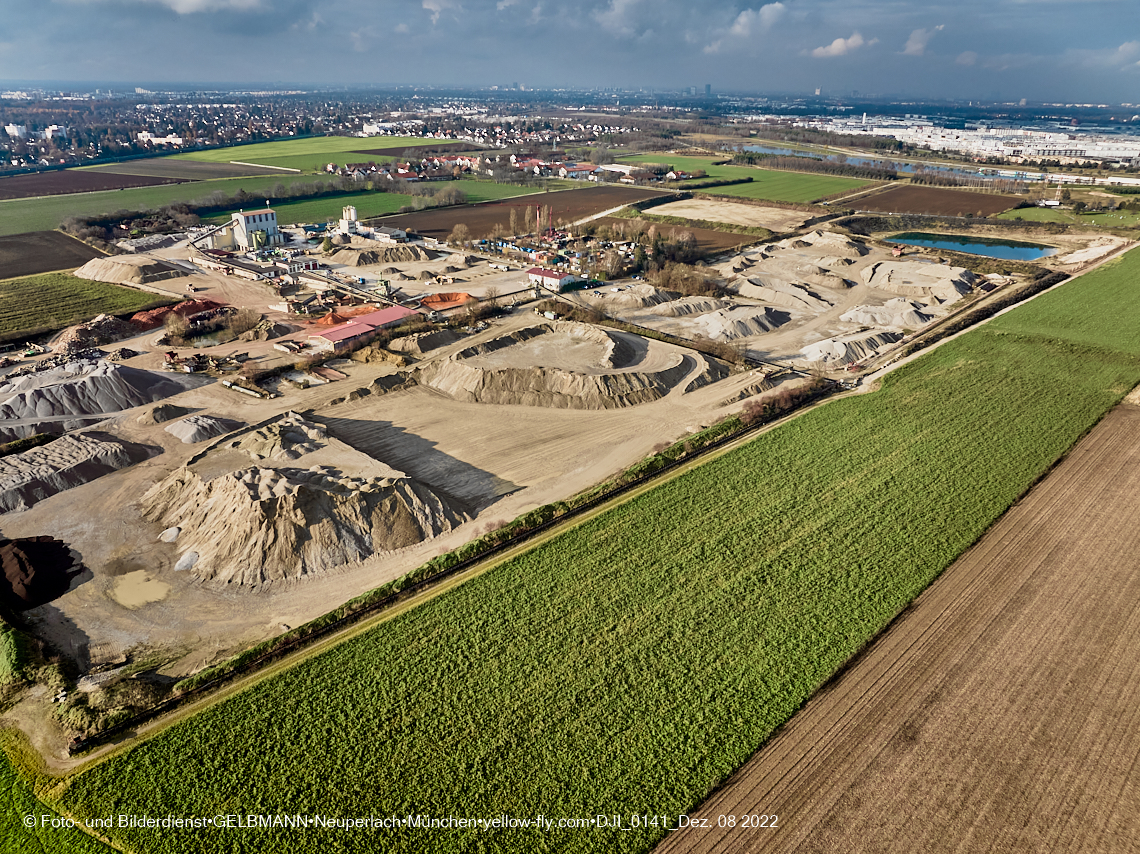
<box><xmin>0</xmin><ymin>536</ymin><xmax>84</xmax><ymax>613</ymax></box>
<box><xmin>52</xmin><ymin>314</ymin><xmax>138</xmax><ymax>354</ymax></box>
<box><xmin>0</xmin><ymin>361</ymin><xmax>192</xmax><ymax>442</ymax></box>
<box><xmin>0</xmin><ymin>433</ymin><xmax>155</xmax><ymax>513</ymax></box>
<box><xmin>589</xmin><ymin>284</ymin><xmax>677</xmax><ymax>309</ymax></box>
<box><xmin>5</xmin><ymin>350</ymin><xmax>107</xmax><ymax>379</ymax></box>
<box><xmin>861</xmin><ymin>261</ymin><xmax>976</xmax><ymax>299</ymax></box>
<box><xmin>801</xmin><ymin>331</ymin><xmax>904</xmax><ymax>367</ymax></box>
<box><xmin>690</xmin><ymin>306</ymin><xmax>792</xmax><ymax>341</ymax></box>
<box><xmin>165</xmin><ymin>415</ymin><xmax>245</xmax><ymax>444</ymax></box>
<box><xmin>138</xmin><ymin>403</ymin><xmax>189</xmax><ymax>425</ymax></box>
<box><xmin>239</xmin><ymin>319</ymin><xmax>292</xmax><ymax>342</ymax></box>
<box><xmin>73</xmin><ymin>254</ymin><xmax>187</xmax><ymax>286</ymax></box>
<box><xmin>142</xmin><ymin>462</ymin><xmax>469</xmax><ymax>586</ymax></box>
<box><xmin>841</xmin><ymin>298</ymin><xmax>937</xmax><ymax>328</ymax></box>
<box><xmin>106</xmin><ymin>348</ymin><xmax>141</xmax><ymax>362</ymax></box>
<box><xmin>782</xmin><ymin>230</ymin><xmax>869</xmax><ymax>259</ymax></box>
<box><xmin>655</xmin><ymin>296</ymin><xmax>731</xmax><ymax>317</ymax></box>
<box><xmin>389</xmin><ymin>329</ymin><xmax>460</xmax><ymax>355</ymax></box>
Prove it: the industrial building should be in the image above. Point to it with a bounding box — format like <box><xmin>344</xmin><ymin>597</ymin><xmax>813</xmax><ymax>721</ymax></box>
<box><xmin>527</xmin><ymin>267</ymin><xmax>580</xmax><ymax>290</ymax></box>
<box><xmin>309</xmin><ymin>305</ymin><xmax>418</xmax><ymax>354</ymax></box>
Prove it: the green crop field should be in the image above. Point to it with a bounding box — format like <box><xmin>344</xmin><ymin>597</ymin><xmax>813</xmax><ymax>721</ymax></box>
<box><xmin>0</xmin><ymin>174</ymin><xmax>328</xmax><ymax>237</ymax></box>
<box><xmin>0</xmin><ymin>272</ymin><xmax>167</xmax><ymax>341</ymax></box>
<box><xmin>173</xmin><ymin>136</ymin><xmax>459</xmax><ymax>173</ymax></box>
<box><xmin>39</xmin><ymin>250</ymin><xmax>1140</xmax><ymax>854</ymax></box>
<box><xmin>0</xmin><ymin>753</ymin><xmax>112</xmax><ymax>854</ymax></box>
<box><xmin>619</xmin><ymin>153</ymin><xmax>872</xmax><ymax>203</ymax></box>
<box><xmin>996</xmin><ymin>206</ymin><xmax>1140</xmax><ymax>227</ymax></box>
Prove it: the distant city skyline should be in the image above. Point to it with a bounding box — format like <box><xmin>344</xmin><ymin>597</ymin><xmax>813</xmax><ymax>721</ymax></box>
<box><xmin>1</xmin><ymin>1</ymin><xmax>1136</xmax><ymax>102</ymax></box>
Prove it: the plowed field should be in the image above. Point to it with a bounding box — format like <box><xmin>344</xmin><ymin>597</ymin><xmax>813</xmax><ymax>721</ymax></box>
<box><xmin>0</xmin><ymin>169</ymin><xmax>179</xmax><ymax>200</ymax></box>
<box><xmin>657</xmin><ymin>402</ymin><xmax>1140</xmax><ymax>854</ymax></box>
<box><xmin>373</xmin><ymin>185</ymin><xmax>666</xmax><ymax>238</ymax></box>
<box><xmin>0</xmin><ymin>230</ymin><xmax>104</xmax><ymax>278</ymax></box>
<box><xmin>855</xmin><ymin>184</ymin><xmax>1018</xmax><ymax>217</ymax></box>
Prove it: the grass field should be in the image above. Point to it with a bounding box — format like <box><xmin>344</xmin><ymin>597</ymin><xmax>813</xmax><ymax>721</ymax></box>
<box><xmin>173</xmin><ymin>136</ymin><xmax>456</xmax><ymax>173</ymax></box>
<box><xmin>0</xmin><ymin>173</ymin><xmax>330</xmax><ymax>237</ymax></box>
<box><xmin>0</xmin><ymin>272</ymin><xmax>166</xmax><ymax>341</ymax></box>
<box><xmin>619</xmin><ymin>153</ymin><xmax>872</xmax><ymax>203</ymax></box>
<box><xmin>46</xmin><ymin>250</ymin><xmax>1140</xmax><ymax>853</ymax></box>
<box><xmin>996</xmin><ymin>205</ymin><xmax>1140</xmax><ymax>227</ymax></box>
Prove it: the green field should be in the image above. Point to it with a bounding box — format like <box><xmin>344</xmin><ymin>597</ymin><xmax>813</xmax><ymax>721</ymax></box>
<box><xmin>174</xmin><ymin>136</ymin><xmax>462</xmax><ymax>173</ymax></box>
<box><xmin>43</xmin><ymin>250</ymin><xmax>1140</xmax><ymax>853</ymax></box>
<box><xmin>620</xmin><ymin>153</ymin><xmax>873</xmax><ymax>203</ymax></box>
<box><xmin>996</xmin><ymin>205</ymin><xmax>1140</xmax><ymax>227</ymax></box>
<box><xmin>0</xmin><ymin>753</ymin><xmax>112</xmax><ymax>854</ymax></box>
<box><xmin>0</xmin><ymin>272</ymin><xmax>167</xmax><ymax>341</ymax></box>
<box><xmin>0</xmin><ymin>174</ymin><xmax>329</xmax><ymax>237</ymax></box>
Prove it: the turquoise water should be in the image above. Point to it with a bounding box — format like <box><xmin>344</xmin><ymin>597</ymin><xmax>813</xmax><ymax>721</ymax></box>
<box><xmin>886</xmin><ymin>232</ymin><xmax>1057</xmax><ymax>261</ymax></box>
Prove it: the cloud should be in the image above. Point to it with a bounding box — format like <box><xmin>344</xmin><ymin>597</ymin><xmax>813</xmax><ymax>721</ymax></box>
<box><xmin>704</xmin><ymin>3</ymin><xmax>785</xmax><ymax>54</ymax></box>
<box><xmin>903</xmin><ymin>24</ymin><xmax>944</xmax><ymax>57</ymax></box>
<box><xmin>138</xmin><ymin>0</ymin><xmax>264</xmax><ymax>12</ymax></box>
<box><xmin>810</xmin><ymin>32</ymin><xmax>875</xmax><ymax>58</ymax></box>
<box><xmin>956</xmin><ymin>50</ymin><xmax>978</xmax><ymax>65</ymax></box>
<box><xmin>423</xmin><ymin>0</ymin><xmax>459</xmax><ymax>25</ymax></box>
<box><xmin>593</xmin><ymin>0</ymin><xmax>643</xmax><ymax>36</ymax></box>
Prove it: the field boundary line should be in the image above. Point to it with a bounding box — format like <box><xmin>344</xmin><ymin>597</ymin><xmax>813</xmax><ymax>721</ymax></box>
<box><xmin>228</xmin><ymin>160</ymin><xmax>302</xmax><ymax>173</ymax></box>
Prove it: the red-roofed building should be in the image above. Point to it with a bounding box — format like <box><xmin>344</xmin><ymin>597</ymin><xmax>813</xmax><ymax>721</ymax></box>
<box><xmin>527</xmin><ymin>267</ymin><xmax>580</xmax><ymax>290</ymax></box>
<box><xmin>309</xmin><ymin>305</ymin><xmax>419</xmax><ymax>353</ymax></box>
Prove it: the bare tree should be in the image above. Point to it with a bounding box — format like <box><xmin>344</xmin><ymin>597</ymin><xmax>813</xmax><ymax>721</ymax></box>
<box><xmin>163</xmin><ymin>312</ymin><xmax>190</xmax><ymax>344</ymax></box>
<box><xmin>448</xmin><ymin>223</ymin><xmax>471</xmax><ymax>246</ymax></box>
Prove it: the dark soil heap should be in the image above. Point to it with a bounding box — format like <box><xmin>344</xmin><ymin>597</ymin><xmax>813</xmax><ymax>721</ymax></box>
<box><xmin>0</xmin><ymin>536</ymin><xmax>83</xmax><ymax>613</ymax></box>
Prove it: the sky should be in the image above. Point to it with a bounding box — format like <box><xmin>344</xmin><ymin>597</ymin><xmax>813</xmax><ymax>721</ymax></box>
<box><xmin>1</xmin><ymin>0</ymin><xmax>1137</xmax><ymax>102</ymax></box>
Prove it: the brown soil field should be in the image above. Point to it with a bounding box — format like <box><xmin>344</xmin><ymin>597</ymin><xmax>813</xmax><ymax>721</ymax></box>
<box><xmin>372</xmin><ymin>185</ymin><xmax>666</xmax><ymax>239</ymax></box>
<box><xmin>85</xmin><ymin>160</ymin><xmax>278</xmax><ymax>180</ymax></box>
<box><xmin>856</xmin><ymin>184</ymin><xmax>1019</xmax><ymax>217</ymax></box>
<box><xmin>649</xmin><ymin>199</ymin><xmax>811</xmax><ymax>232</ymax></box>
<box><xmin>0</xmin><ymin>230</ymin><xmax>105</xmax><ymax>278</ymax></box>
<box><xmin>657</xmin><ymin>402</ymin><xmax>1140</xmax><ymax>854</ymax></box>
<box><xmin>595</xmin><ymin>216</ymin><xmax>756</xmax><ymax>254</ymax></box>
<box><xmin>0</xmin><ymin>169</ymin><xmax>180</xmax><ymax>200</ymax></box>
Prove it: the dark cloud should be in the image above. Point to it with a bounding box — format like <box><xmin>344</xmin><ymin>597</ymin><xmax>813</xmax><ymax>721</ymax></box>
<box><xmin>0</xmin><ymin>0</ymin><xmax>1133</xmax><ymax>101</ymax></box>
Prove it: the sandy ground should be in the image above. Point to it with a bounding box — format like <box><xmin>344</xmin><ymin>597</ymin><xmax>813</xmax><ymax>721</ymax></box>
<box><xmin>656</xmin><ymin>402</ymin><xmax>1140</xmax><ymax>854</ymax></box>
<box><xmin>648</xmin><ymin>199</ymin><xmax>811</xmax><ymax>232</ymax></box>
<box><xmin>0</xmin><ymin>309</ymin><xmax>777</xmax><ymax>717</ymax></box>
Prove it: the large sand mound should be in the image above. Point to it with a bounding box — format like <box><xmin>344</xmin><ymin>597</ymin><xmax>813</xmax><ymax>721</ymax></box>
<box><xmin>389</xmin><ymin>329</ymin><xmax>460</xmax><ymax>355</ymax></box>
<box><xmin>74</xmin><ymin>254</ymin><xmax>187</xmax><ymax>285</ymax></box>
<box><xmin>0</xmin><ymin>433</ymin><xmax>155</xmax><ymax>513</ymax></box>
<box><xmin>328</xmin><ymin>244</ymin><xmax>433</xmax><ymax>266</ymax></box>
<box><xmin>141</xmin><ymin>414</ymin><xmax>469</xmax><ymax>585</ymax></box>
<box><xmin>861</xmin><ymin>261</ymin><xmax>976</xmax><ymax>300</ymax></box>
<box><xmin>138</xmin><ymin>403</ymin><xmax>189</xmax><ymax>425</ymax></box>
<box><xmin>736</xmin><ymin>278</ymin><xmax>832</xmax><ymax>312</ymax></box>
<box><xmin>841</xmin><ymin>298</ymin><xmax>936</xmax><ymax>328</ymax></box>
<box><xmin>165</xmin><ymin>416</ymin><xmax>244</xmax><ymax>444</ymax></box>
<box><xmin>590</xmin><ymin>284</ymin><xmax>677</xmax><ymax>309</ymax></box>
<box><xmin>690</xmin><ymin>306</ymin><xmax>792</xmax><ymax>341</ymax></box>
<box><xmin>0</xmin><ymin>361</ymin><xmax>194</xmax><ymax>442</ymax></box>
<box><xmin>656</xmin><ymin>296</ymin><xmax>731</xmax><ymax>317</ymax></box>
<box><xmin>0</xmin><ymin>536</ymin><xmax>84</xmax><ymax>613</ymax></box>
<box><xmin>801</xmin><ymin>330</ymin><xmax>903</xmax><ymax>367</ymax></box>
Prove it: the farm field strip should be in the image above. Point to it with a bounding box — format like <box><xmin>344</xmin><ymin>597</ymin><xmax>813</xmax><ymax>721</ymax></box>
<box><xmin>0</xmin><ymin>272</ymin><xmax>165</xmax><ymax>340</ymax></box>
<box><xmin>45</xmin><ymin>249</ymin><xmax>1140</xmax><ymax>854</ymax></box>
<box><xmin>996</xmin><ymin>205</ymin><xmax>1140</xmax><ymax>227</ymax></box>
<box><xmin>0</xmin><ymin>170</ymin><xmax>180</xmax><ymax>201</ymax></box>
<box><xmin>0</xmin><ymin>231</ymin><xmax>105</xmax><ymax>279</ymax></box>
<box><xmin>80</xmin><ymin>159</ymin><xmax>282</xmax><ymax>180</ymax></box>
<box><xmin>854</xmin><ymin>184</ymin><xmax>1019</xmax><ymax>216</ymax></box>
<box><xmin>172</xmin><ymin>136</ymin><xmax>457</xmax><ymax>173</ymax></box>
<box><xmin>656</xmin><ymin>402</ymin><xmax>1140</xmax><ymax>854</ymax></box>
<box><xmin>618</xmin><ymin>153</ymin><xmax>873</xmax><ymax>203</ymax></box>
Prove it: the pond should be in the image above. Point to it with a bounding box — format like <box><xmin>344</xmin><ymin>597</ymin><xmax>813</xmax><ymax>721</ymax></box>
<box><xmin>885</xmin><ymin>232</ymin><xmax>1057</xmax><ymax>261</ymax></box>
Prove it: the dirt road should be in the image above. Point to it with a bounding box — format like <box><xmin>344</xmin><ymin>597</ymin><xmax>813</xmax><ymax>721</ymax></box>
<box><xmin>656</xmin><ymin>402</ymin><xmax>1140</xmax><ymax>854</ymax></box>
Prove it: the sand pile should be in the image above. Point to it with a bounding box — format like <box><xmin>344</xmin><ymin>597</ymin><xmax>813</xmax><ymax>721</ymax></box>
<box><xmin>0</xmin><ymin>433</ymin><xmax>155</xmax><ymax>513</ymax></box>
<box><xmin>138</xmin><ymin>403</ymin><xmax>189</xmax><ymax>425</ymax></box>
<box><xmin>801</xmin><ymin>331</ymin><xmax>903</xmax><ymax>367</ymax></box>
<box><xmin>841</xmin><ymin>299</ymin><xmax>936</xmax><ymax>328</ymax></box>
<box><xmin>389</xmin><ymin>329</ymin><xmax>460</xmax><ymax>354</ymax></box>
<box><xmin>785</xmin><ymin>231</ymin><xmax>869</xmax><ymax>258</ymax></box>
<box><xmin>219</xmin><ymin>412</ymin><xmax>327</xmax><ymax>461</ymax></box>
<box><xmin>690</xmin><ymin>306</ymin><xmax>791</xmax><ymax>341</ymax></box>
<box><xmin>329</xmin><ymin>245</ymin><xmax>432</xmax><ymax>266</ymax></box>
<box><xmin>52</xmin><ymin>314</ymin><xmax>138</xmax><ymax>354</ymax></box>
<box><xmin>74</xmin><ymin>254</ymin><xmax>187</xmax><ymax>286</ymax></box>
<box><xmin>165</xmin><ymin>416</ymin><xmax>244</xmax><ymax>444</ymax></box>
<box><xmin>0</xmin><ymin>361</ymin><xmax>193</xmax><ymax>442</ymax></box>
<box><xmin>656</xmin><ymin>296</ymin><xmax>731</xmax><ymax>317</ymax></box>
<box><xmin>861</xmin><ymin>261</ymin><xmax>975</xmax><ymax>299</ymax></box>
<box><xmin>420</xmin><ymin>292</ymin><xmax>471</xmax><ymax>311</ymax></box>
<box><xmin>0</xmin><ymin>537</ymin><xmax>84</xmax><ymax>613</ymax></box>
<box><xmin>142</xmin><ymin>463</ymin><xmax>468</xmax><ymax>586</ymax></box>
<box><xmin>736</xmin><ymin>278</ymin><xmax>832</xmax><ymax>312</ymax></box>
<box><xmin>591</xmin><ymin>284</ymin><xmax>677</xmax><ymax>309</ymax></box>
